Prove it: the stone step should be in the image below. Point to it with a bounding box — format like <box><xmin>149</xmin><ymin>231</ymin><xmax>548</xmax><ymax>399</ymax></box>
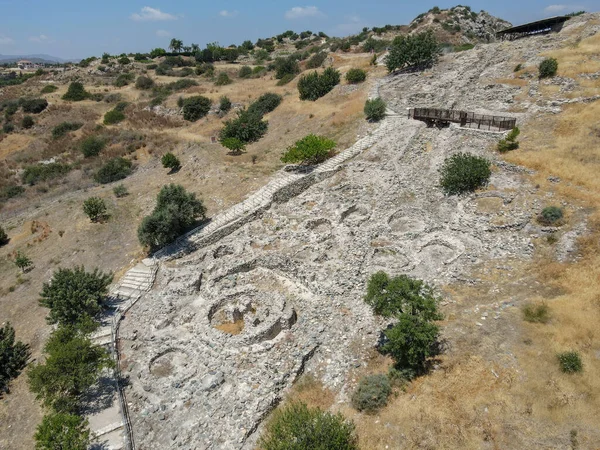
<box><xmin>93</xmin><ymin>421</ymin><xmax>124</xmax><ymax>438</ymax></box>
<box><xmin>92</xmin><ymin>335</ymin><xmax>112</xmax><ymax>346</ymax></box>
<box><xmin>121</xmin><ymin>274</ymin><xmax>153</xmax><ymax>283</ymax></box>
<box><xmin>119</xmin><ymin>282</ymin><xmax>145</xmax><ymax>291</ymax></box>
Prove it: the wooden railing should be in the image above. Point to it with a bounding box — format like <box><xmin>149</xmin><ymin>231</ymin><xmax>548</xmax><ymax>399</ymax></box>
<box><xmin>408</xmin><ymin>108</ymin><xmax>516</xmax><ymax>131</ymax></box>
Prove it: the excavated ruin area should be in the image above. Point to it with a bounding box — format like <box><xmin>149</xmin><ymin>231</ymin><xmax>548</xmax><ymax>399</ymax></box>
<box><xmin>119</xmin><ymin>18</ymin><xmax>596</xmax><ymax>449</ymax></box>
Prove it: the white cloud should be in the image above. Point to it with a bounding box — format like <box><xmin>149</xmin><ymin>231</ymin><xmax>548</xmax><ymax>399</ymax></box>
<box><xmin>0</xmin><ymin>36</ymin><xmax>14</xmax><ymax>45</ymax></box>
<box><xmin>285</xmin><ymin>6</ymin><xmax>325</xmax><ymax>20</ymax></box>
<box><xmin>156</xmin><ymin>29</ymin><xmax>171</xmax><ymax>37</ymax></box>
<box><xmin>131</xmin><ymin>6</ymin><xmax>177</xmax><ymax>22</ymax></box>
<box><xmin>29</xmin><ymin>34</ymin><xmax>52</xmax><ymax>43</ymax></box>
<box><xmin>544</xmin><ymin>4</ymin><xmax>581</xmax><ymax>13</ymax></box>
<box><xmin>331</xmin><ymin>15</ymin><xmax>366</xmax><ymax>36</ymax></box>
<box><xmin>219</xmin><ymin>10</ymin><xmax>239</xmax><ymax>17</ymax></box>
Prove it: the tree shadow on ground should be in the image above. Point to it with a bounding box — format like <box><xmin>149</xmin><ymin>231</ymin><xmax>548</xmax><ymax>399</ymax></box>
<box><xmin>79</xmin><ymin>374</ymin><xmax>116</xmax><ymax>415</ymax></box>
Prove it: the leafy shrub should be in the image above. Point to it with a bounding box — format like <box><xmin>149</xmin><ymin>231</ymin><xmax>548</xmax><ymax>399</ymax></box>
<box><xmin>52</xmin><ymin>122</ymin><xmax>83</xmax><ymax>138</ymax></box>
<box><xmin>138</xmin><ymin>184</ymin><xmax>206</xmax><ymax>250</ymax></box>
<box><xmin>35</xmin><ymin>412</ymin><xmax>90</xmax><ymax>450</ymax></box>
<box><xmin>118</xmin><ymin>56</ymin><xmax>131</xmax><ymax>65</ymax></box>
<box><xmin>219</xmin><ymin>110</ymin><xmax>268</xmax><ymax>144</ymax></box>
<box><xmin>274</xmin><ymin>56</ymin><xmax>301</xmax><ymax>80</ymax></box>
<box><xmin>0</xmin><ymin>225</ymin><xmax>7</xmax><ymax>245</ymax></box>
<box><xmin>281</xmin><ymin>134</ymin><xmax>336</xmax><ymax>165</ymax></box>
<box><xmin>557</xmin><ymin>351</ymin><xmax>583</xmax><ymax>373</ymax></box>
<box><xmin>62</xmin><ymin>82</ymin><xmax>89</xmax><ymax>101</ymax></box>
<box><xmin>135</xmin><ymin>75</ymin><xmax>154</xmax><ymax>90</ymax></box>
<box><xmin>0</xmin><ymin>185</ymin><xmax>25</xmax><ymax>201</ymax></box>
<box><xmin>103</xmin><ymin>109</ymin><xmax>125</xmax><ymax>125</ymax></box>
<box><xmin>114</xmin><ymin>101</ymin><xmax>128</xmax><ymax>112</ymax></box>
<box><xmin>114</xmin><ymin>73</ymin><xmax>134</xmax><ymax>87</ymax></box>
<box><xmin>247</xmin><ymin>93</ymin><xmax>282</xmax><ymax>116</ymax></box>
<box><xmin>219</xmin><ymin>96</ymin><xmax>232</xmax><ymax>113</ymax></box>
<box><xmin>103</xmin><ymin>93</ymin><xmax>122</xmax><ymax>104</ymax></box>
<box><xmin>14</xmin><ymin>251</ymin><xmax>33</xmax><ymax>272</ymax></box>
<box><xmin>94</xmin><ymin>157</ymin><xmax>132</xmax><ymax>184</ymax></box>
<box><xmin>306</xmin><ymin>52</ymin><xmax>327</xmax><ymax>69</ymax></box>
<box><xmin>364</xmin><ymin>98</ymin><xmax>386</xmax><ymax>122</ymax></box>
<box><xmin>351</xmin><ymin>374</ymin><xmax>391</xmax><ymax>412</ymax></box>
<box><xmin>2</xmin><ymin>122</ymin><xmax>14</xmax><ymax>133</ymax></box>
<box><xmin>182</xmin><ymin>96</ymin><xmax>212</xmax><ymax>122</ymax></box>
<box><xmin>298</xmin><ymin>68</ymin><xmax>341</xmax><ymax>101</ymax></box>
<box><xmin>514</xmin><ymin>63</ymin><xmax>523</xmax><ymax>72</ymax></box>
<box><xmin>276</xmin><ymin>73</ymin><xmax>295</xmax><ymax>86</ymax></box>
<box><xmin>259</xmin><ymin>402</ymin><xmax>358</xmax><ymax>450</ymax></box>
<box><xmin>522</xmin><ymin>303</ymin><xmax>550</xmax><ymax>323</ymax></box>
<box><xmin>538</xmin><ymin>206</ymin><xmax>563</xmax><ymax>225</ymax></box>
<box><xmin>215</xmin><ymin>72</ymin><xmax>232</xmax><ymax>86</ymax></box>
<box><xmin>221</xmin><ymin>137</ymin><xmax>246</xmax><ymax>154</ymax></box>
<box><xmin>161</xmin><ymin>153</ymin><xmax>181</xmax><ymax>171</ymax></box>
<box><xmin>40</xmin><ymin>84</ymin><xmax>58</xmax><ymax>94</ymax></box>
<box><xmin>113</xmin><ymin>184</ymin><xmax>128</xmax><ymax>198</ymax></box>
<box><xmin>0</xmin><ymin>322</ymin><xmax>29</xmax><ymax>394</ymax></box>
<box><xmin>539</xmin><ymin>58</ymin><xmax>558</xmax><ymax>79</ymax></box>
<box><xmin>82</xmin><ymin>197</ymin><xmax>107</xmax><ymax>222</ymax></box>
<box><xmin>22</xmin><ymin>163</ymin><xmax>71</xmax><ymax>185</ymax></box>
<box><xmin>22</xmin><ymin>115</ymin><xmax>34</xmax><ymax>129</ymax></box>
<box><xmin>386</xmin><ymin>31</ymin><xmax>440</xmax><ymax>72</ymax></box>
<box><xmin>497</xmin><ymin>127</ymin><xmax>520</xmax><ymax>152</ymax></box>
<box><xmin>21</xmin><ymin>98</ymin><xmax>48</xmax><ymax>114</ymax></box>
<box><xmin>345</xmin><ymin>68</ymin><xmax>367</xmax><ymax>84</ymax></box>
<box><xmin>238</xmin><ymin>65</ymin><xmax>252</xmax><ymax>78</ymax></box>
<box><xmin>80</xmin><ymin>136</ymin><xmax>105</xmax><ymax>157</ymax></box>
<box><xmin>439</xmin><ymin>153</ymin><xmax>491</xmax><ymax>195</ymax></box>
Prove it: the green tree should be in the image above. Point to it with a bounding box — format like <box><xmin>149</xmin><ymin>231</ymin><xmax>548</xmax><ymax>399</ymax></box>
<box><xmin>14</xmin><ymin>251</ymin><xmax>32</xmax><ymax>272</ymax></box>
<box><xmin>0</xmin><ymin>322</ymin><xmax>30</xmax><ymax>394</ymax></box>
<box><xmin>39</xmin><ymin>266</ymin><xmax>113</xmax><ymax>330</ymax></box>
<box><xmin>62</xmin><ymin>82</ymin><xmax>89</xmax><ymax>102</ymax></box>
<box><xmin>182</xmin><ymin>96</ymin><xmax>212</xmax><ymax>122</ymax></box>
<box><xmin>34</xmin><ymin>412</ymin><xmax>90</xmax><ymax>450</ymax></box>
<box><xmin>169</xmin><ymin>38</ymin><xmax>183</xmax><ymax>53</ymax></box>
<box><xmin>161</xmin><ymin>153</ymin><xmax>181</xmax><ymax>172</ymax></box>
<box><xmin>82</xmin><ymin>197</ymin><xmax>107</xmax><ymax>222</ymax></box>
<box><xmin>219</xmin><ymin>109</ymin><xmax>268</xmax><ymax>144</ymax></box>
<box><xmin>22</xmin><ymin>115</ymin><xmax>35</xmax><ymax>129</ymax></box>
<box><xmin>95</xmin><ymin>157</ymin><xmax>133</xmax><ymax>184</ymax></box>
<box><xmin>0</xmin><ymin>225</ymin><xmax>8</xmax><ymax>245</ymax></box>
<box><xmin>221</xmin><ymin>137</ymin><xmax>246</xmax><ymax>154</ymax></box>
<box><xmin>281</xmin><ymin>134</ymin><xmax>336</xmax><ymax>165</ymax></box>
<box><xmin>298</xmin><ymin>68</ymin><xmax>341</xmax><ymax>101</ymax></box>
<box><xmin>385</xmin><ymin>31</ymin><xmax>440</xmax><ymax>72</ymax></box>
<box><xmin>539</xmin><ymin>58</ymin><xmax>558</xmax><ymax>79</ymax></box>
<box><xmin>439</xmin><ymin>153</ymin><xmax>491</xmax><ymax>195</ymax></box>
<box><xmin>149</xmin><ymin>48</ymin><xmax>167</xmax><ymax>58</ymax></box>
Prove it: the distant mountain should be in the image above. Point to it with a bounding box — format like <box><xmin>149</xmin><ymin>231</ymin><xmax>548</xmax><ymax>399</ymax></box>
<box><xmin>0</xmin><ymin>54</ymin><xmax>75</xmax><ymax>64</ymax></box>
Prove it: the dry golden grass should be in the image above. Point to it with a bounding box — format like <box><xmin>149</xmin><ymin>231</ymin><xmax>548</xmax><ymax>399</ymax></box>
<box><xmin>546</xmin><ymin>32</ymin><xmax>600</xmax><ymax>78</ymax></box>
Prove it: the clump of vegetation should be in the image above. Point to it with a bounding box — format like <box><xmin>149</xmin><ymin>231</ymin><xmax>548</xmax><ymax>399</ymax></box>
<box><xmin>557</xmin><ymin>351</ymin><xmax>583</xmax><ymax>373</ymax></box>
<box><xmin>80</xmin><ymin>136</ymin><xmax>106</xmax><ymax>157</ymax></box>
<box><xmin>135</xmin><ymin>75</ymin><xmax>154</xmax><ymax>90</ymax></box>
<box><xmin>514</xmin><ymin>63</ymin><xmax>523</xmax><ymax>72</ymax></box>
<box><xmin>259</xmin><ymin>402</ymin><xmax>358</xmax><ymax>450</ymax></box>
<box><xmin>247</xmin><ymin>93</ymin><xmax>282</xmax><ymax>116</ymax></box>
<box><xmin>439</xmin><ymin>153</ymin><xmax>491</xmax><ymax>195</ymax></box>
<box><xmin>497</xmin><ymin>126</ymin><xmax>520</xmax><ymax>152</ymax></box>
<box><xmin>215</xmin><ymin>72</ymin><xmax>232</xmax><ymax>86</ymax></box>
<box><xmin>298</xmin><ymin>67</ymin><xmax>341</xmax><ymax>101</ymax></box>
<box><xmin>95</xmin><ymin>157</ymin><xmax>133</xmax><ymax>184</ymax></box>
<box><xmin>138</xmin><ymin>184</ymin><xmax>206</xmax><ymax>250</ymax></box>
<box><xmin>0</xmin><ymin>225</ymin><xmax>8</xmax><ymax>245</ymax></box>
<box><xmin>22</xmin><ymin>115</ymin><xmax>35</xmax><ymax>129</ymax></box>
<box><xmin>274</xmin><ymin>56</ymin><xmax>301</xmax><ymax>80</ymax></box>
<box><xmin>219</xmin><ymin>110</ymin><xmax>268</xmax><ymax>144</ymax></box>
<box><xmin>386</xmin><ymin>31</ymin><xmax>440</xmax><ymax>72</ymax></box>
<box><xmin>281</xmin><ymin>134</ymin><xmax>336</xmax><ymax>165</ymax></box>
<box><xmin>22</xmin><ymin>162</ymin><xmax>71</xmax><ymax>185</ymax></box>
<box><xmin>364</xmin><ymin>98</ymin><xmax>387</xmax><ymax>122</ymax></box>
<box><xmin>52</xmin><ymin>122</ymin><xmax>83</xmax><ymax>139</ymax></box>
<box><xmin>82</xmin><ymin>197</ymin><xmax>107</xmax><ymax>222</ymax></box>
<box><xmin>113</xmin><ymin>184</ymin><xmax>128</xmax><ymax>198</ymax></box>
<box><xmin>0</xmin><ymin>322</ymin><xmax>30</xmax><ymax>394</ymax></box>
<box><xmin>161</xmin><ymin>153</ymin><xmax>181</xmax><ymax>172</ymax></box>
<box><xmin>238</xmin><ymin>65</ymin><xmax>252</xmax><ymax>78</ymax></box>
<box><xmin>21</xmin><ymin>98</ymin><xmax>48</xmax><ymax>114</ymax></box>
<box><xmin>221</xmin><ymin>137</ymin><xmax>246</xmax><ymax>154</ymax></box>
<box><xmin>276</xmin><ymin>73</ymin><xmax>296</xmax><ymax>86</ymax></box>
<box><xmin>306</xmin><ymin>52</ymin><xmax>328</xmax><ymax>69</ymax></box>
<box><xmin>182</xmin><ymin>96</ymin><xmax>212</xmax><ymax>122</ymax></box>
<box><xmin>2</xmin><ymin>122</ymin><xmax>15</xmax><ymax>134</ymax></box>
<box><xmin>522</xmin><ymin>303</ymin><xmax>550</xmax><ymax>323</ymax></box>
<box><xmin>114</xmin><ymin>73</ymin><xmax>135</xmax><ymax>87</ymax></box>
<box><xmin>539</xmin><ymin>57</ymin><xmax>558</xmax><ymax>79</ymax></box>
<box><xmin>103</xmin><ymin>109</ymin><xmax>125</xmax><ymax>125</ymax></box>
<box><xmin>62</xmin><ymin>82</ymin><xmax>90</xmax><ymax>101</ymax></box>
<box><xmin>538</xmin><ymin>206</ymin><xmax>563</xmax><ymax>225</ymax></box>
<box><xmin>14</xmin><ymin>251</ymin><xmax>33</xmax><ymax>272</ymax></box>
<box><xmin>41</xmin><ymin>84</ymin><xmax>58</xmax><ymax>94</ymax></box>
<box><xmin>219</xmin><ymin>96</ymin><xmax>232</xmax><ymax>113</ymax></box>
<box><xmin>0</xmin><ymin>185</ymin><xmax>24</xmax><ymax>202</ymax></box>
<box><xmin>345</xmin><ymin>68</ymin><xmax>367</xmax><ymax>84</ymax></box>
<box><xmin>34</xmin><ymin>412</ymin><xmax>90</xmax><ymax>450</ymax></box>
<box><xmin>351</xmin><ymin>374</ymin><xmax>391</xmax><ymax>413</ymax></box>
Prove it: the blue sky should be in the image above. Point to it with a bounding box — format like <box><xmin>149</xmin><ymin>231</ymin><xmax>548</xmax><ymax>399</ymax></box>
<box><xmin>0</xmin><ymin>1</ymin><xmax>598</xmax><ymax>59</ymax></box>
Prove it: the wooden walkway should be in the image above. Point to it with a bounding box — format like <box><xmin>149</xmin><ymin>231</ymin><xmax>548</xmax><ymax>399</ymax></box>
<box><xmin>408</xmin><ymin>108</ymin><xmax>516</xmax><ymax>131</ymax></box>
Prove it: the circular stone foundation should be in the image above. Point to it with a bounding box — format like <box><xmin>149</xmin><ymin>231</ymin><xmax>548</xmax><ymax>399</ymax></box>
<box><xmin>149</xmin><ymin>349</ymin><xmax>196</xmax><ymax>383</ymax></box>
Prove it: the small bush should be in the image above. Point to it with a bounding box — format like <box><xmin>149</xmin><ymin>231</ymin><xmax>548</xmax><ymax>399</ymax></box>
<box><xmin>221</xmin><ymin>137</ymin><xmax>246</xmax><ymax>154</ymax></box>
<box><xmin>161</xmin><ymin>153</ymin><xmax>181</xmax><ymax>171</ymax></box>
<box><xmin>94</xmin><ymin>157</ymin><xmax>133</xmax><ymax>184</ymax></box>
<box><xmin>281</xmin><ymin>134</ymin><xmax>336</xmax><ymax>165</ymax></box>
<box><xmin>522</xmin><ymin>303</ymin><xmax>550</xmax><ymax>323</ymax></box>
<box><xmin>114</xmin><ymin>101</ymin><xmax>128</xmax><ymax>112</ymax></box>
<box><xmin>22</xmin><ymin>115</ymin><xmax>35</xmax><ymax>129</ymax></box>
<box><xmin>82</xmin><ymin>197</ymin><xmax>107</xmax><ymax>222</ymax></box>
<box><xmin>62</xmin><ymin>82</ymin><xmax>89</xmax><ymax>101</ymax></box>
<box><xmin>0</xmin><ymin>225</ymin><xmax>7</xmax><ymax>245</ymax></box>
<box><xmin>182</xmin><ymin>96</ymin><xmax>212</xmax><ymax>122</ymax></box>
<box><xmin>514</xmin><ymin>63</ymin><xmax>523</xmax><ymax>72</ymax></box>
<box><xmin>557</xmin><ymin>351</ymin><xmax>583</xmax><ymax>373</ymax></box>
<box><xmin>539</xmin><ymin>58</ymin><xmax>558</xmax><ymax>79</ymax></box>
<box><xmin>274</xmin><ymin>56</ymin><xmax>301</xmax><ymax>80</ymax></box>
<box><xmin>497</xmin><ymin>139</ymin><xmax>519</xmax><ymax>152</ymax></box>
<box><xmin>135</xmin><ymin>75</ymin><xmax>154</xmax><ymax>90</ymax></box>
<box><xmin>103</xmin><ymin>109</ymin><xmax>125</xmax><ymax>125</ymax></box>
<box><xmin>40</xmin><ymin>84</ymin><xmax>58</xmax><ymax>94</ymax></box>
<box><xmin>364</xmin><ymin>98</ymin><xmax>387</xmax><ymax>122</ymax></box>
<box><xmin>219</xmin><ymin>110</ymin><xmax>268</xmax><ymax>144</ymax></box>
<box><xmin>118</xmin><ymin>56</ymin><xmax>131</xmax><ymax>65</ymax></box>
<box><xmin>439</xmin><ymin>153</ymin><xmax>491</xmax><ymax>195</ymax></box>
<box><xmin>80</xmin><ymin>136</ymin><xmax>106</xmax><ymax>157</ymax></box>
<box><xmin>113</xmin><ymin>184</ymin><xmax>128</xmax><ymax>198</ymax></box>
<box><xmin>0</xmin><ymin>185</ymin><xmax>25</xmax><ymax>201</ymax></box>
<box><xmin>215</xmin><ymin>72</ymin><xmax>232</xmax><ymax>86</ymax></box>
<box><xmin>259</xmin><ymin>402</ymin><xmax>358</xmax><ymax>450</ymax></box>
<box><xmin>52</xmin><ymin>122</ymin><xmax>83</xmax><ymax>139</ymax></box>
<box><xmin>276</xmin><ymin>73</ymin><xmax>295</xmax><ymax>86</ymax></box>
<box><xmin>219</xmin><ymin>96</ymin><xmax>232</xmax><ymax>113</ymax></box>
<box><xmin>3</xmin><ymin>122</ymin><xmax>15</xmax><ymax>134</ymax></box>
<box><xmin>114</xmin><ymin>73</ymin><xmax>134</xmax><ymax>87</ymax></box>
<box><xmin>34</xmin><ymin>412</ymin><xmax>90</xmax><ymax>450</ymax></box>
<box><xmin>351</xmin><ymin>374</ymin><xmax>391</xmax><ymax>413</ymax></box>
<box><xmin>0</xmin><ymin>322</ymin><xmax>30</xmax><ymax>393</ymax></box>
<box><xmin>238</xmin><ymin>65</ymin><xmax>252</xmax><ymax>78</ymax></box>
<box><xmin>21</xmin><ymin>98</ymin><xmax>48</xmax><ymax>114</ymax></box>
<box><xmin>247</xmin><ymin>93</ymin><xmax>282</xmax><ymax>116</ymax></box>
<box><xmin>14</xmin><ymin>251</ymin><xmax>33</xmax><ymax>272</ymax></box>
<box><xmin>306</xmin><ymin>52</ymin><xmax>328</xmax><ymax>69</ymax></box>
<box><xmin>345</xmin><ymin>68</ymin><xmax>367</xmax><ymax>84</ymax></box>
<box><xmin>22</xmin><ymin>163</ymin><xmax>71</xmax><ymax>185</ymax></box>
<box><xmin>538</xmin><ymin>206</ymin><xmax>563</xmax><ymax>225</ymax></box>
<box><xmin>298</xmin><ymin>68</ymin><xmax>341</xmax><ymax>101</ymax></box>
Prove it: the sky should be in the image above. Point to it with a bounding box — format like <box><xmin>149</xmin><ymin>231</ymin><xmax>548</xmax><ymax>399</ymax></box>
<box><xmin>0</xmin><ymin>0</ymin><xmax>598</xmax><ymax>59</ymax></box>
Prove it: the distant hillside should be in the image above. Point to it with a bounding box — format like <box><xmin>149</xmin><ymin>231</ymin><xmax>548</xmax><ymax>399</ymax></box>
<box><xmin>0</xmin><ymin>54</ymin><xmax>71</xmax><ymax>64</ymax></box>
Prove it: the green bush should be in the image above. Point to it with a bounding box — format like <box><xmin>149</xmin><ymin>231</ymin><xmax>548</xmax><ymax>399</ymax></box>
<box><xmin>22</xmin><ymin>115</ymin><xmax>35</xmax><ymax>129</ymax></box>
<box><xmin>498</xmin><ymin>127</ymin><xmax>520</xmax><ymax>152</ymax></box>
<box><xmin>40</xmin><ymin>84</ymin><xmax>58</xmax><ymax>94</ymax></box>
<box><xmin>114</xmin><ymin>101</ymin><xmax>129</xmax><ymax>112</ymax></box>
<box><xmin>182</xmin><ymin>96</ymin><xmax>212</xmax><ymax>122</ymax></box>
<box><xmin>522</xmin><ymin>303</ymin><xmax>550</xmax><ymax>323</ymax></box>
<box><xmin>539</xmin><ymin>206</ymin><xmax>563</xmax><ymax>225</ymax></box>
<box><xmin>118</xmin><ymin>56</ymin><xmax>131</xmax><ymax>65</ymax></box>
<box><xmin>514</xmin><ymin>64</ymin><xmax>523</xmax><ymax>72</ymax></box>
<box><xmin>82</xmin><ymin>197</ymin><xmax>107</xmax><ymax>222</ymax></box>
<box><xmin>274</xmin><ymin>56</ymin><xmax>301</xmax><ymax>80</ymax></box>
<box><xmin>345</xmin><ymin>68</ymin><xmax>367</xmax><ymax>84</ymax></box>
<box><xmin>0</xmin><ymin>322</ymin><xmax>30</xmax><ymax>394</ymax></box>
<box><xmin>306</xmin><ymin>52</ymin><xmax>327</xmax><ymax>69</ymax></box>
<box><xmin>221</xmin><ymin>137</ymin><xmax>246</xmax><ymax>154</ymax></box>
<box><xmin>219</xmin><ymin>110</ymin><xmax>268</xmax><ymax>144</ymax></box>
<box><xmin>52</xmin><ymin>121</ymin><xmax>83</xmax><ymax>138</ymax></box>
<box><xmin>80</xmin><ymin>136</ymin><xmax>105</xmax><ymax>157</ymax></box>
<box><xmin>364</xmin><ymin>98</ymin><xmax>387</xmax><ymax>122</ymax></box>
<box><xmin>138</xmin><ymin>184</ymin><xmax>206</xmax><ymax>250</ymax></box>
<box><xmin>259</xmin><ymin>402</ymin><xmax>358</xmax><ymax>450</ymax></box>
<box><xmin>557</xmin><ymin>351</ymin><xmax>583</xmax><ymax>373</ymax></box>
<box><xmin>35</xmin><ymin>412</ymin><xmax>90</xmax><ymax>450</ymax></box>
<box><xmin>21</xmin><ymin>98</ymin><xmax>48</xmax><ymax>114</ymax></box>
<box><xmin>0</xmin><ymin>185</ymin><xmax>25</xmax><ymax>201</ymax></box>
<box><xmin>135</xmin><ymin>75</ymin><xmax>154</xmax><ymax>90</ymax></box>
<box><xmin>113</xmin><ymin>184</ymin><xmax>128</xmax><ymax>198</ymax></box>
<box><xmin>114</xmin><ymin>73</ymin><xmax>134</xmax><ymax>87</ymax></box>
<box><xmin>238</xmin><ymin>65</ymin><xmax>252</xmax><ymax>78</ymax></box>
<box><xmin>386</xmin><ymin>31</ymin><xmax>440</xmax><ymax>72</ymax></box>
<box><xmin>62</xmin><ymin>82</ymin><xmax>89</xmax><ymax>101</ymax></box>
<box><xmin>281</xmin><ymin>134</ymin><xmax>336</xmax><ymax>165</ymax></box>
<box><xmin>2</xmin><ymin>122</ymin><xmax>15</xmax><ymax>133</ymax></box>
<box><xmin>161</xmin><ymin>153</ymin><xmax>181</xmax><ymax>171</ymax></box>
<box><xmin>351</xmin><ymin>374</ymin><xmax>391</xmax><ymax>412</ymax></box>
<box><xmin>539</xmin><ymin>58</ymin><xmax>558</xmax><ymax>79</ymax></box>
<box><xmin>103</xmin><ymin>109</ymin><xmax>125</xmax><ymax>125</ymax></box>
<box><xmin>94</xmin><ymin>157</ymin><xmax>132</xmax><ymax>184</ymax></box>
<box><xmin>14</xmin><ymin>251</ymin><xmax>33</xmax><ymax>272</ymax></box>
<box><xmin>247</xmin><ymin>93</ymin><xmax>282</xmax><ymax>116</ymax></box>
<box><xmin>39</xmin><ymin>266</ymin><xmax>113</xmax><ymax>329</ymax></box>
<box><xmin>22</xmin><ymin>163</ymin><xmax>71</xmax><ymax>185</ymax></box>
<box><xmin>276</xmin><ymin>73</ymin><xmax>295</xmax><ymax>86</ymax></box>
<box><xmin>298</xmin><ymin>68</ymin><xmax>341</xmax><ymax>101</ymax></box>
<box><xmin>219</xmin><ymin>96</ymin><xmax>232</xmax><ymax>113</ymax></box>
<box><xmin>215</xmin><ymin>72</ymin><xmax>232</xmax><ymax>86</ymax></box>
<box><xmin>0</xmin><ymin>225</ymin><xmax>7</xmax><ymax>245</ymax></box>
<box><xmin>439</xmin><ymin>153</ymin><xmax>491</xmax><ymax>195</ymax></box>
